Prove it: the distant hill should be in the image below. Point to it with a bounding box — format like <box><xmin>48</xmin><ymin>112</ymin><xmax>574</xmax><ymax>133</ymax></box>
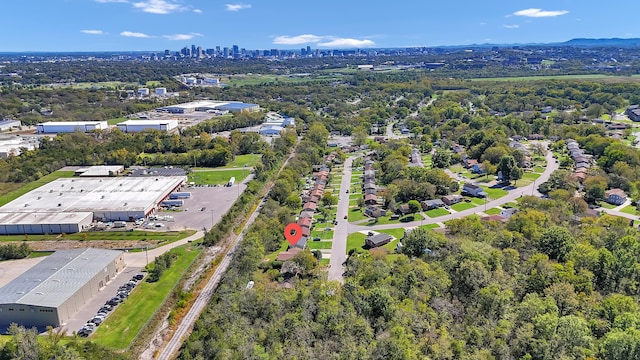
<box><xmin>561</xmin><ymin>38</ymin><xmax>640</xmax><ymax>47</ymax></box>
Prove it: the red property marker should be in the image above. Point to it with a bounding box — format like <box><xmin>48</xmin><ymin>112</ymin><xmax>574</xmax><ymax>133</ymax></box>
<box><xmin>284</xmin><ymin>223</ymin><xmax>303</xmax><ymax>246</ymax></box>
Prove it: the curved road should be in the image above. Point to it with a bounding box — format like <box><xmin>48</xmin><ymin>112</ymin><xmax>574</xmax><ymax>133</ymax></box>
<box><xmin>327</xmin><ymin>146</ymin><xmax>559</xmax><ymax>281</ymax></box>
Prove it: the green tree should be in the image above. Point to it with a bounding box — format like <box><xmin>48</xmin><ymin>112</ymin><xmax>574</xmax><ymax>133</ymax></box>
<box><xmin>510</xmin><ymin>166</ymin><xmax>523</xmax><ymax>185</ymax></box>
<box><xmin>432</xmin><ymin>148</ymin><xmax>451</xmax><ymax>168</ymax></box>
<box><xmin>536</xmin><ymin>225</ymin><xmax>575</xmax><ymax>261</ymax></box>
<box><xmin>498</xmin><ymin>155</ymin><xmax>517</xmax><ymax>183</ymax></box>
<box><xmin>407</xmin><ymin>199</ymin><xmax>421</xmax><ymax>215</ymax></box>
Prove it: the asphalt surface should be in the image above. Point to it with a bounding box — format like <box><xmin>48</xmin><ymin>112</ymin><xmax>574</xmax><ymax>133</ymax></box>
<box><xmin>328</xmin><ymin>156</ymin><xmax>356</xmax><ymax>282</ymax></box>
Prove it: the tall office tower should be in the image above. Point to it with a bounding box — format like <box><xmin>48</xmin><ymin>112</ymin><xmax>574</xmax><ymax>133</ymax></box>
<box><xmin>300</xmin><ymin>48</ymin><xmax>306</xmax><ymax>56</ymax></box>
<box><xmin>196</xmin><ymin>46</ymin><xmax>203</xmax><ymax>57</ymax></box>
<box><xmin>191</xmin><ymin>44</ymin><xmax>197</xmax><ymax>56</ymax></box>
<box><xmin>206</xmin><ymin>48</ymin><xmax>214</xmax><ymax>56</ymax></box>
<box><xmin>306</xmin><ymin>46</ymin><xmax>311</xmax><ymax>55</ymax></box>
<box><xmin>215</xmin><ymin>46</ymin><xmax>221</xmax><ymax>56</ymax></box>
<box><xmin>270</xmin><ymin>49</ymin><xmax>278</xmax><ymax>57</ymax></box>
<box><xmin>223</xmin><ymin>47</ymin><xmax>230</xmax><ymax>58</ymax></box>
<box><xmin>164</xmin><ymin>49</ymin><xmax>171</xmax><ymax>56</ymax></box>
<box><xmin>232</xmin><ymin>45</ymin><xmax>239</xmax><ymax>58</ymax></box>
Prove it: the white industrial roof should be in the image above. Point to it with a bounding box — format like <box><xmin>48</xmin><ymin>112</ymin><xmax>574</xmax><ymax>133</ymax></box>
<box><xmin>0</xmin><ymin>176</ymin><xmax>185</xmax><ymax>215</ymax></box>
<box><xmin>159</xmin><ymin>100</ymin><xmax>231</xmax><ymax>110</ymax></box>
<box><xmin>77</xmin><ymin>165</ymin><xmax>124</xmax><ymax>177</ymax></box>
<box><xmin>0</xmin><ymin>212</ymin><xmax>93</xmax><ymax>225</ymax></box>
<box><xmin>118</xmin><ymin>120</ymin><xmax>178</xmax><ymax>126</ymax></box>
<box><xmin>0</xmin><ymin>248</ymin><xmax>123</xmax><ymax>308</ymax></box>
<box><xmin>38</xmin><ymin>121</ymin><xmax>106</xmax><ymax>126</ymax></box>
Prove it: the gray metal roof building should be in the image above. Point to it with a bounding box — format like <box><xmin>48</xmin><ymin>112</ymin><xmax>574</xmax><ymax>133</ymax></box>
<box><xmin>0</xmin><ymin>248</ymin><xmax>125</xmax><ymax>330</ymax></box>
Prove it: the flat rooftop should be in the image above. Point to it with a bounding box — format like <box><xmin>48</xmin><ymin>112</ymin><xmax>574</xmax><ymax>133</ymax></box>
<box><xmin>0</xmin><ymin>176</ymin><xmax>185</xmax><ymax>214</ymax></box>
<box><xmin>0</xmin><ymin>248</ymin><xmax>123</xmax><ymax>308</ymax></box>
<box><xmin>0</xmin><ymin>212</ymin><xmax>93</xmax><ymax>225</ymax></box>
<box><xmin>159</xmin><ymin>100</ymin><xmax>231</xmax><ymax>110</ymax></box>
<box><xmin>119</xmin><ymin>120</ymin><xmax>178</xmax><ymax>126</ymax></box>
<box><xmin>38</xmin><ymin>121</ymin><xmax>106</xmax><ymax>126</ymax></box>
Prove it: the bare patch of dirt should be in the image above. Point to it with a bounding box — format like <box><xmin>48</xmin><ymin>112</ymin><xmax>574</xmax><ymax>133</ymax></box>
<box><xmin>5</xmin><ymin>240</ymin><xmax>162</xmax><ymax>251</ymax></box>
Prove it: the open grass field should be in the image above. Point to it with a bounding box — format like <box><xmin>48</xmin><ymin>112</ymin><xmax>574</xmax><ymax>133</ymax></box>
<box><xmin>91</xmin><ymin>244</ymin><xmax>201</xmax><ymax>350</ymax></box>
<box><xmin>484</xmin><ymin>207</ymin><xmax>502</xmax><ymax>215</ymax></box>
<box><xmin>425</xmin><ymin>208</ymin><xmax>450</xmax><ymax>218</ymax></box>
<box><xmin>224</xmin><ymin>154</ymin><xmax>262</xmax><ymax>168</ymax></box>
<box><xmin>0</xmin><ymin>230</ymin><xmax>195</xmax><ymax>244</ymax></box>
<box><xmin>0</xmin><ymin>170</ymin><xmax>76</xmax><ymax>206</ymax></box>
<box><xmin>346</xmin><ymin>232</ymin><xmax>366</xmax><ymax>254</ymax></box>
<box><xmin>188</xmin><ymin>169</ymin><xmax>250</xmax><ymax>185</ymax></box>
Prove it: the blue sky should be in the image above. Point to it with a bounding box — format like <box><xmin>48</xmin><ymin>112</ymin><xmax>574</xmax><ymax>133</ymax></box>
<box><xmin>1</xmin><ymin>0</ymin><xmax>639</xmax><ymax>52</ymax></box>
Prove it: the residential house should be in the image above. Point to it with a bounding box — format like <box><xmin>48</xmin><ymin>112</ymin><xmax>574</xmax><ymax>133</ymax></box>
<box><xmin>462</xmin><ymin>158</ymin><xmax>478</xmax><ymax>169</ymax></box>
<box><xmin>298</xmin><ymin>217</ymin><xmax>312</xmax><ymax>229</ymax></box>
<box><xmin>526</xmin><ymin>134</ymin><xmax>544</xmax><ymax>140</ymax></box>
<box><xmin>365</xmin><ymin>233</ymin><xmax>394</xmax><ymax>248</ymax></box>
<box><xmin>364</xmin><ymin>194</ymin><xmax>378</xmax><ymax>205</ymax></box>
<box><xmin>303</xmin><ymin>202</ymin><xmax>317</xmax><ymax>212</ymax></box>
<box><xmin>397</xmin><ymin>204</ymin><xmax>411</xmax><ymax>215</ymax></box>
<box><xmin>301</xmin><ymin>227</ymin><xmax>311</xmax><ymax>238</ymax></box>
<box><xmin>294</xmin><ymin>236</ymin><xmax>307</xmax><ymax>250</ymax></box>
<box><xmin>625</xmin><ymin>105</ymin><xmax>640</xmax><ymax>122</ymax></box>
<box><xmin>462</xmin><ymin>183</ymin><xmax>487</xmax><ymax>198</ymax></box>
<box><xmin>299</xmin><ymin>210</ymin><xmax>314</xmax><ymax>219</ymax></box>
<box><xmin>364</xmin><ymin>206</ymin><xmax>387</xmax><ymax>218</ymax></box>
<box><xmin>421</xmin><ymin>199</ymin><xmax>444</xmax><ymax>210</ymax></box>
<box><xmin>605</xmin><ymin>188</ymin><xmax>627</xmax><ymax>205</ymax></box>
<box><xmin>500</xmin><ymin>208</ymin><xmax>519</xmax><ymax>219</ymax></box>
<box><xmin>442</xmin><ymin>194</ymin><xmax>463</xmax><ymax>205</ymax></box>
<box><xmin>275</xmin><ymin>247</ymin><xmax>303</xmax><ymax>261</ymax></box>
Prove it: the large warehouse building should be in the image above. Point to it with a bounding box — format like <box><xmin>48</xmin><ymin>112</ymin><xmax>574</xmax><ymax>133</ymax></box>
<box><xmin>0</xmin><ymin>248</ymin><xmax>125</xmax><ymax>330</ymax></box>
<box><xmin>37</xmin><ymin>121</ymin><xmax>108</xmax><ymax>134</ymax></box>
<box><xmin>116</xmin><ymin>119</ymin><xmax>178</xmax><ymax>133</ymax></box>
<box><xmin>157</xmin><ymin>100</ymin><xmax>260</xmax><ymax>114</ymax></box>
<box><xmin>0</xmin><ymin>176</ymin><xmax>186</xmax><ymax>234</ymax></box>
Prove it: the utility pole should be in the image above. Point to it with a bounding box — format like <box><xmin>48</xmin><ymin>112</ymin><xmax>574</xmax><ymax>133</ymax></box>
<box><xmin>145</xmin><ymin>246</ymin><xmax>149</xmax><ymax>266</ymax></box>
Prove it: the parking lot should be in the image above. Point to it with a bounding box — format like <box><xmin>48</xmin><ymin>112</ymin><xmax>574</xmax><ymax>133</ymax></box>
<box><xmin>157</xmin><ymin>178</ymin><xmax>250</xmax><ymax>231</ymax></box>
<box><xmin>62</xmin><ymin>266</ymin><xmax>142</xmax><ymax>335</ymax></box>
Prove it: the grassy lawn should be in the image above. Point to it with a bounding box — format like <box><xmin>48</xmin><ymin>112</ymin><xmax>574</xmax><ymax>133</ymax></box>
<box><xmin>599</xmin><ymin>202</ymin><xmax>618</xmax><ymax>209</ymax></box>
<box><xmin>620</xmin><ymin>205</ymin><xmax>638</xmax><ymax>215</ymax></box>
<box><xmin>426</xmin><ymin>208</ymin><xmax>449</xmax><ymax>217</ymax></box>
<box><xmin>307</xmin><ymin>240</ymin><xmax>333</xmax><ymax>250</ymax></box>
<box><xmin>349</xmin><ymin>199</ymin><xmax>359</xmax><ymax>207</ymax></box>
<box><xmin>484</xmin><ymin>208</ymin><xmax>502</xmax><ymax>215</ymax></box>
<box><xmin>91</xmin><ymin>244</ymin><xmax>201</xmax><ymax>350</ymax></box>
<box><xmin>320</xmin><ymin>258</ymin><xmax>330</xmax><ymax>265</ymax></box>
<box><xmin>346</xmin><ymin>232</ymin><xmax>366</xmax><ymax>254</ymax></box>
<box><xmin>517</xmin><ymin>172</ymin><xmax>542</xmax><ymax>187</ymax></box>
<box><xmin>188</xmin><ymin>169</ymin><xmax>250</xmax><ymax>185</ymax></box>
<box><xmin>0</xmin><ymin>170</ymin><xmax>75</xmax><ymax>206</ymax></box>
<box><xmin>481</xmin><ymin>186</ymin><xmax>509</xmax><ymax>200</ymax></box>
<box><xmin>468</xmin><ymin>197</ymin><xmax>486</xmax><ymax>206</ymax></box>
<box><xmin>224</xmin><ymin>154</ymin><xmax>262</xmax><ymax>168</ymax></box>
<box><xmin>348</xmin><ymin>208</ymin><xmax>369</xmax><ymax>222</ymax></box>
<box><xmin>533</xmin><ymin>166</ymin><xmax>545</xmax><ymax>173</ymax></box>
<box><xmin>0</xmin><ymin>230</ymin><xmax>195</xmax><ymax>244</ymax></box>
<box><xmin>451</xmin><ymin>202</ymin><xmax>477</xmax><ymax>211</ymax></box>
<box><xmin>310</xmin><ymin>229</ymin><xmax>334</xmax><ymax>240</ymax></box>
<box><xmin>349</xmin><ymin>193</ymin><xmax>362</xmax><ymax>200</ymax></box>
<box><xmin>421</xmin><ymin>224</ymin><xmax>440</xmax><ymax>230</ymax></box>
<box><xmin>265</xmin><ymin>241</ymin><xmax>290</xmax><ymax>261</ymax></box>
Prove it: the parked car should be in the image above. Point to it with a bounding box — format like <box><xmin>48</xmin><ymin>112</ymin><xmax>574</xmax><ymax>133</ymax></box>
<box><xmin>90</xmin><ymin>317</ymin><xmax>103</xmax><ymax>325</ymax></box>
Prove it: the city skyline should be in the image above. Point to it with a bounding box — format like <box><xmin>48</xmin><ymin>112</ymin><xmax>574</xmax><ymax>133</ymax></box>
<box><xmin>2</xmin><ymin>0</ymin><xmax>640</xmax><ymax>52</ymax></box>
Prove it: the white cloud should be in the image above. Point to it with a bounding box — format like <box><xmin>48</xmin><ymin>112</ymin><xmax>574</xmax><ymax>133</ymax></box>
<box><xmin>513</xmin><ymin>8</ymin><xmax>568</xmax><ymax>18</ymax></box>
<box><xmin>225</xmin><ymin>3</ymin><xmax>251</xmax><ymax>11</ymax></box>
<box><xmin>273</xmin><ymin>34</ymin><xmax>324</xmax><ymax>45</ymax></box>
<box><xmin>95</xmin><ymin>0</ymin><xmax>128</xmax><ymax>3</ymax></box>
<box><xmin>317</xmin><ymin>38</ymin><xmax>375</xmax><ymax>48</ymax></box>
<box><xmin>193</xmin><ymin>8</ymin><xmax>202</xmax><ymax>13</ymax></box>
<box><xmin>81</xmin><ymin>29</ymin><xmax>107</xmax><ymax>35</ymax></box>
<box><xmin>133</xmin><ymin>0</ymin><xmax>184</xmax><ymax>14</ymax></box>
<box><xmin>163</xmin><ymin>32</ymin><xmax>203</xmax><ymax>40</ymax></box>
<box><xmin>272</xmin><ymin>34</ymin><xmax>375</xmax><ymax>48</ymax></box>
<box><xmin>120</xmin><ymin>31</ymin><xmax>151</xmax><ymax>38</ymax></box>
<box><xmin>504</xmin><ymin>24</ymin><xmax>520</xmax><ymax>29</ymax></box>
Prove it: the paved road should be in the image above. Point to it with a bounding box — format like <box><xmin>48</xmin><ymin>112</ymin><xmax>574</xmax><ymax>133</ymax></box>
<box><xmin>328</xmin><ymin>156</ymin><xmax>357</xmax><ymax>282</ymax></box>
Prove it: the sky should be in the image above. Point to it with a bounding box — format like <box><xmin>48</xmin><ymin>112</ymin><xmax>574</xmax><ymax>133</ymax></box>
<box><xmin>1</xmin><ymin>0</ymin><xmax>639</xmax><ymax>52</ymax></box>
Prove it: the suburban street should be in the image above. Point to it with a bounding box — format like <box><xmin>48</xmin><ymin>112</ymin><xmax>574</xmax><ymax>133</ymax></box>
<box><xmin>327</xmin><ymin>147</ymin><xmax>559</xmax><ymax>281</ymax></box>
<box><xmin>328</xmin><ymin>156</ymin><xmax>356</xmax><ymax>282</ymax></box>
